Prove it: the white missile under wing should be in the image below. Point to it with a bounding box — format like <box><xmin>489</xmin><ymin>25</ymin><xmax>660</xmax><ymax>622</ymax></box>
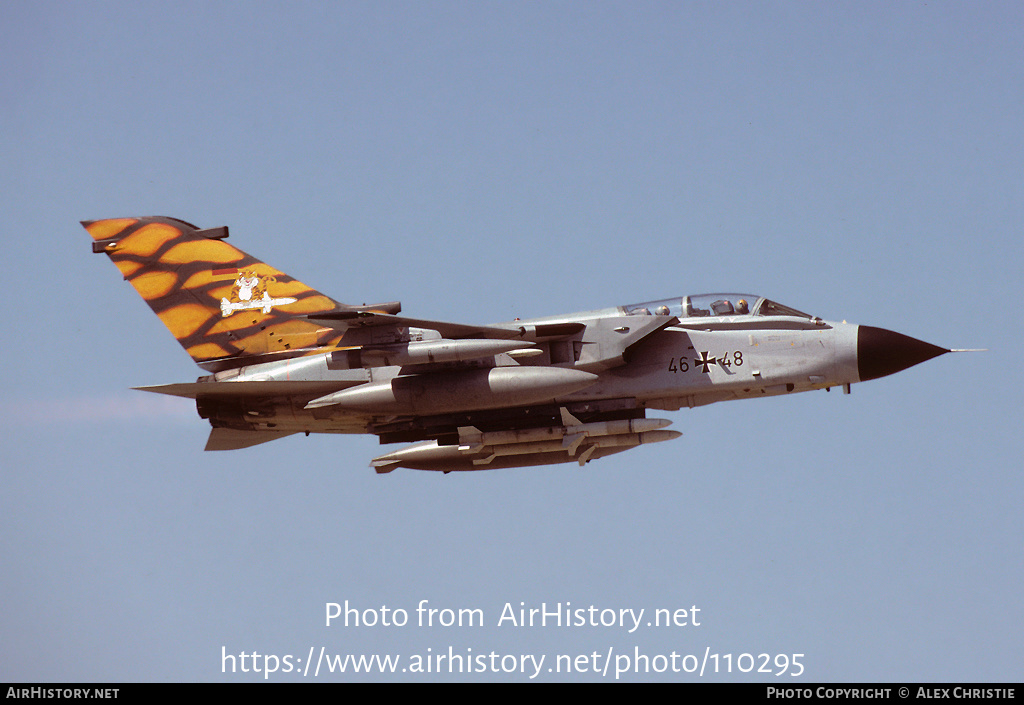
<box><xmin>86</xmin><ymin>217</ymin><xmax>965</xmax><ymax>472</ymax></box>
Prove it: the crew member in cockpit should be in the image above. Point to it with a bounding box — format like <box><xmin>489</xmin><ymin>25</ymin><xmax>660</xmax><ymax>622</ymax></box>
<box><xmin>735</xmin><ymin>299</ymin><xmax>749</xmax><ymax>314</ymax></box>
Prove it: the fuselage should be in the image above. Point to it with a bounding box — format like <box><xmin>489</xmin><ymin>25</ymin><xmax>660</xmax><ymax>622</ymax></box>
<box><xmin>197</xmin><ymin>293</ymin><xmax>941</xmax><ymax>447</ymax></box>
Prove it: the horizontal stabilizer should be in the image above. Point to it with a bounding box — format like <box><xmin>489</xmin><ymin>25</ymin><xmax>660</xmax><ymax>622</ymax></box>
<box><xmin>205</xmin><ymin>428</ymin><xmax>296</xmax><ymax>451</ymax></box>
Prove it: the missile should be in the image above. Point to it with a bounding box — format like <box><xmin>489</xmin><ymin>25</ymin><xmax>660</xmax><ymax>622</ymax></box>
<box><xmin>470</xmin><ymin>429</ymin><xmax>681</xmax><ymax>466</ymax></box>
<box><xmin>306</xmin><ymin>366</ymin><xmax>599</xmax><ymax>415</ymax></box>
<box><xmin>370</xmin><ymin>427</ymin><xmax>682</xmax><ymax>472</ymax></box>
<box><xmin>458</xmin><ymin>416</ymin><xmax>673</xmax><ymax>452</ymax></box>
<box><xmin>328</xmin><ymin>339</ymin><xmax>536</xmax><ymax>370</ymax></box>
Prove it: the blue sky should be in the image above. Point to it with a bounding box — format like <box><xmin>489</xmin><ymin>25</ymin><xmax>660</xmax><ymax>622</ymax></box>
<box><xmin>2</xmin><ymin>1</ymin><xmax>1021</xmax><ymax>681</ymax></box>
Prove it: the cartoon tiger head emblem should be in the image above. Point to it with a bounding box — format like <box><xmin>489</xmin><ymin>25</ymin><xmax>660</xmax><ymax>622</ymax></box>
<box><xmin>220</xmin><ymin>272</ymin><xmax>296</xmax><ymax>317</ymax></box>
<box><xmin>230</xmin><ymin>272</ymin><xmax>271</xmax><ymax>302</ymax></box>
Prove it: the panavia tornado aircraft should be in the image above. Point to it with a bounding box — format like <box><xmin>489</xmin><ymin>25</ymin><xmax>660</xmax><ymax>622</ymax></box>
<box><xmin>85</xmin><ymin>216</ymin><xmax>963</xmax><ymax>473</ymax></box>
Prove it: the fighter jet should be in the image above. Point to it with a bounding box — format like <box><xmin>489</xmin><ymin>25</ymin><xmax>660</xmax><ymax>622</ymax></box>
<box><xmin>85</xmin><ymin>216</ymin><xmax>964</xmax><ymax>473</ymax></box>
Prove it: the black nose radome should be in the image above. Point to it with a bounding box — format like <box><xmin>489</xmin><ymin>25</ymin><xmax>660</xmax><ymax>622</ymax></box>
<box><xmin>857</xmin><ymin>326</ymin><xmax>949</xmax><ymax>382</ymax></box>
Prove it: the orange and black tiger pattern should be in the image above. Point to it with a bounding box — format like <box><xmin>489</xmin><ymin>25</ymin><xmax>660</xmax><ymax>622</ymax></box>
<box><xmin>84</xmin><ymin>216</ymin><xmax>344</xmax><ymax>370</ymax></box>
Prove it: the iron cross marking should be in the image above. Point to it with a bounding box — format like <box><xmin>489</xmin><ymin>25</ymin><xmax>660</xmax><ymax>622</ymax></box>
<box><xmin>695</xmin><ymin>351</ymin><xmax>716</xmax><ymax>374</ymax></box>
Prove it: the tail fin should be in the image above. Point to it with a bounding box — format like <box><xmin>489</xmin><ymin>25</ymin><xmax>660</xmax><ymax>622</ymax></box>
<box><xmin>84</xmin><ymin>216</ymin><xmax>343</xmax><ymax>370</ymax></box>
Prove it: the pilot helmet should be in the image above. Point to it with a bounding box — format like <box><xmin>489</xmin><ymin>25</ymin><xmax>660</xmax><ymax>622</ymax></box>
<box><xmin>736</xmin><ymin>299</ymin><xmax>749</xmax><ymax>314</ymax></box>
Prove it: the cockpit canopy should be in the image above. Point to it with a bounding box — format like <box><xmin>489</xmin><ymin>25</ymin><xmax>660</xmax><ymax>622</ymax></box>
<box><xmin>623</xmin><ymin>293</ymin><xmax>813</xmax><ymax>320</ymax></box>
